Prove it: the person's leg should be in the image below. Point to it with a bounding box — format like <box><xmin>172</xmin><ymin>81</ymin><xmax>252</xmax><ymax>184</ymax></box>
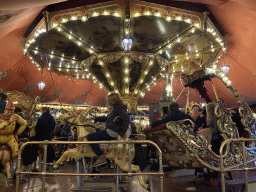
<box><xmin>47</xmin><ymin>144</ymin><xmax>55</xmax><ymax>163</ymax></box>
<box><xmin>87</xmin><ymin>130</ymin><xmax>114</xmax><ymax>156</ymax></box>
<box><xmin>58</xmin><ymin>138</ymin><xmax>66</xmax><ymax>154</ymax></box>
<box><xmin>87</xmin><ymin>130</ymin><xmax>115</xmax><ymax>167</ymax></box>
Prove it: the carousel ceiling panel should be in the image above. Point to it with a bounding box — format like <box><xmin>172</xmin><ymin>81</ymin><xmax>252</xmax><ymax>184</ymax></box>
<box><xmin>29</xmin><ymin>51</ymin><xmax>83</xmax><ymax>79</ymax></box>
<box><xmin>163</xmin><ymin>29</ymin><xmax>220</xmax><ymax>59</ymax></box>
<box><xmin>90</xmin><ymin>59</ymin><xmax>113</xmax><ymax>92</ymax></box>
<box><xmin>131</xmin><ymin>16</ymin><xmax>192</xmax><ymax>53</ymax></box>
<box><xmin>28</xmin><ymin>29</ymin><xmax>91</xmax><ymax>60</ymax></box>
<box><xmin>62</xmin><ymin>16</ymin><xmax>123</xmax><ymax>53</ymax></box>
<box><xmin>106</xmin><ymin>57</ymin><xmax>125</xmax><ymax>93</ymax></box>
<box><xmin>129</xmin><ymin>60</ymin><xmax>144</xmax><ymax>92</ymax></box>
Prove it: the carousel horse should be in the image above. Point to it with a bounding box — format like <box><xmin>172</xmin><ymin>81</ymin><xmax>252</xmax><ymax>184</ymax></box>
<box><xmin>53</xmin><ymin>107</ymin><xmax>150</xmax><ymax>191</ymax></box>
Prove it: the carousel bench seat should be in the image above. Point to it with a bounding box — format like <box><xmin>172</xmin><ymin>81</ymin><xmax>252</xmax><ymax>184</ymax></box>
<box><xmin>144</xmin><ymin>124</ymin><xmax>167</xmax><ymax>133</ymax></box>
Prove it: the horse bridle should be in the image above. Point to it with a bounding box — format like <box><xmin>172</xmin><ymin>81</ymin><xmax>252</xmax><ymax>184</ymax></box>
<box><xmin>64</xmin><ymin>113</ymin><xmax>79</xmax><ymax>124</ymax></box>
<box><xmin>63</xmin><ymin>112</ymin><xmax>95</xmax><ymax>127</ymax></box>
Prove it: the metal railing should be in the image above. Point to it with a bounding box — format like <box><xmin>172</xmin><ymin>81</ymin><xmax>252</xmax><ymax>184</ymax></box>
<box><xmin>16</xmin><ymin>140</ymin><xmax>164</xmax><ymax>192</ymax></box>
<box><xmin>220</xmin><ymin>138</ymin><xmax>256</xmax><ymax>192</ymax></box>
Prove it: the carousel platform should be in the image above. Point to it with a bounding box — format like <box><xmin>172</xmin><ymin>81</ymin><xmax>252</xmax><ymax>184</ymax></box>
<box><xmin>0</xmin><ymin>160</ymin><xmax>254</xmax><ymax>192</ymax></box>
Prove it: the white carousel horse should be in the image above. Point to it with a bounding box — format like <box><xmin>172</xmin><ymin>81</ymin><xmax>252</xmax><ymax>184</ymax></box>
<box><xmin>53</xmin><ymin>107</ymin><xmax>150</xmax><ymax>191</ymax></box>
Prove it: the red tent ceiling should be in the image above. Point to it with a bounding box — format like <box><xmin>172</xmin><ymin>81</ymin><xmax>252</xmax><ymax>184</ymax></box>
<box><xmin>0</xmin><ymin>0</ymin><xmax>255</xmax><ymax>107</ymax></box>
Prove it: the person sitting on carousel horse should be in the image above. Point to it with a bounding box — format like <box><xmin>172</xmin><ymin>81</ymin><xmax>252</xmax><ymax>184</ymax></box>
<box><xmin>87</xmin><ymin>92</ymin><xmax>130</xmax><ymax>167</ymax></box>
<box><xmin>0</xmin><ymin>98</ymin><xmax>27</xmax><ymax>159</ymax></box>
<box><xmin>151</xmin><ymin>102</ymin><xmax>194</xmax><ymax>128</ymax></box>
<box><xmin>189</xmin><ymin>104</ymin><xmax>212</xmax><ymax>145</ymax></box>
<box><xmin>0</xmin><ymin>92</ymin><xmax>7</xmax><ymax>114</ymax></box>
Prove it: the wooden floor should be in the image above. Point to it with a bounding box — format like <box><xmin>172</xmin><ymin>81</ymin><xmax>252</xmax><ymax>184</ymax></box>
<box><xmin>0</xmin><ymin>160</ymin><xmax>252</xmax><ymax>192</ymax></box>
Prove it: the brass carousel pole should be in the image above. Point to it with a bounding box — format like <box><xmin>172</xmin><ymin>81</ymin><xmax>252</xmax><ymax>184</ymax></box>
<box><xmin>175</xmin><ymin>87</ymin><xmax>186</xmax><ymax>102</ymax></box>
<box><xmin>211</xmin><ymin>80</ymin><xmax>219</xmax><ymax>101</ymax></box>
<box><xmin>45</xmin><ymin>55</ymin><xmax>64</xmax><ymax>110</ymax></box>
<box><xmin>185</xmin><ymin>87</ymin><xmax>190</xmax><ymax>113</ymax></box>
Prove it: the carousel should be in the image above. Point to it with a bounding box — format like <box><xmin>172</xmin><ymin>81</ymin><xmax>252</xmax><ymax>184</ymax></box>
<box><xmin>0</xmin><ymin>0</ymin><xmax>255</xmax><ymax>191</ymax></box>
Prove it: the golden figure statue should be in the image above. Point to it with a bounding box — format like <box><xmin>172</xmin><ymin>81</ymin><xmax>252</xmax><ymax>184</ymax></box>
<box><xmin>0</xmin><ymin>99</ymin><xmax>27</xmax><ymax>159</ymax></box>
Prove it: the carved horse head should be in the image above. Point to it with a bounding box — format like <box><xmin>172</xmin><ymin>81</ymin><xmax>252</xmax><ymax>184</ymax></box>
<box><xmin>59</xmin><ymin>106</ymin><xmax>99</xmax><ymax>138</ymax></box>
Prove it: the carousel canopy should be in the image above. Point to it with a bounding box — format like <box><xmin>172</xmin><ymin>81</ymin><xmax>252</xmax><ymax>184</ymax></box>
<box><xmin>0</xmin><ymin>0</ymin><xmax>255</xmax><ymax>109</ymax></box>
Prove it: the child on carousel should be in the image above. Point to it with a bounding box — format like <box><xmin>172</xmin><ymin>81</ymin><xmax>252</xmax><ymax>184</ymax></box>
<box><xmin>87</xmin><ymin>92</ymin><xmax>130</xmax><ymax>167</ymax></box>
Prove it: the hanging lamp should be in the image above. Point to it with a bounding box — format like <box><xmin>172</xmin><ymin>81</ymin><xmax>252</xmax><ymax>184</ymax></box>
<box><xmin>38</xmin><ymin>69</ymin><xmax>46</xmax><ymax>90</ymax></box>
<box><xmin>220</xmin><ymin>65</ymin><xmax>230</xmax><ymax>75</ymax></box>
<box><xmin>122</xmin><ymin>36</ymin><xmax>133</xmax><ymax>52</ymax></box>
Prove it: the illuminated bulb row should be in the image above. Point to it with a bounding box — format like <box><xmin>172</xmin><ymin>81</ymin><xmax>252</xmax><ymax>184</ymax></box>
<box><xmin>211</xmin><ymin>54</ymin><xmax>224</xmax><ymax>66</ymax></box>
<box><xmin>124</xmin><ymin>57</ymin><xmax>130</xmax><ymax>95</ymax></box>
<box><xmin>29</xmin><ymin>55</ymin><xmax>42</xmax><ymax>71</ymax></box>
<box><xmin>138</xmin><ymin>107</ymin><xmax>149</xmax><ymax>110</ymax></box>
<box><xmin>52</xmin><ymin>10</ymin><xmax>120</xmax><ymax>28</ymax></box>
<box><xmin>24</xmin><ymin>39</ymin><xmax>36</xmax><ymax>52</ymax></box>
<box><xmin>133</xmin><ymin>12</ymin><xmax>200</xmax><ymax>28</ymax></box>
<box><xmin>124</xmin><ymin>18</ymin><xmax>130</xmax><ymax>35</ymax></box>
<box><xmin>139</xmin><ymin>60</ymin><xmax>163</xmax><ymax>94</ymax></box>
<box><xmin>207</xmin><ymin>27</ymin><xmax>217</xmax><ymax>36</ymax></box>
<box><xmin>134</xmin><ymin>59</ymin><xmax>154</xmax><ymax>95</ymax></box>
<box><xmin>98</xmin><ymin>60</ymin><xmax>116</xmax><ymax>91</ymax></box>
<box><xmin>207</xmin><ymin>26</ymin><xmax>225</xmax><ymax>50</ymax></box>
<box><xmin>34</xmin><ymin>29</ymin><xmax>47</xmax><ymax>37</ymax></box>
<box><xmin>56</xmin><ymin>26</ymin><xmax>93</xmax><ymax>54</ymax></box>
<box><xmin>25</xmin><ymin>28</ymin><xmax>47</xmax><ymax>51</ymax></box>
<box><xmin>206</xmin><ymin>67</ymin><xmax>231</xmax><ymax>86</ymax></box>
<box><xmin>38</xmin><ymin>103</ymin><xmax>149</xmax><ymax>112</ymax></box>
<box><xmin>37</xmin><ymin>104</ymin><xmax>101</xmax><ymax>110</ymax></box>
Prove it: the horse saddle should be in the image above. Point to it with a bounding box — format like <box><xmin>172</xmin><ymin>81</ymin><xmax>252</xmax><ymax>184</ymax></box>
<box><xmin>99</xmin><ymin>139</ymin><xmax>134</xmax><ymax>154</ymax></box>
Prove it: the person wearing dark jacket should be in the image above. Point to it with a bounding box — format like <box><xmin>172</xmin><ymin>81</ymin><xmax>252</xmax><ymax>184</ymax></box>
<box><xmin>87</xmin><ymin>92</ymin><xmax>130</xmax><ymax>167</ymax></box>
<box><xmin>189</xmin><ymin>105</ymin><xmax>212</xmax><ymax>144</ymax></box>
<box><xmin>151</xmin><ymin>102</ymin><xmax>194</xmax><ymax>128</ymax></box>
<box><xmin>32</xmin><ymin>107</ymin><xmax>56</xmax><ymax>141</ymax></box>
<box><xmin>0</xmin><ymin>92</ymin><xmax>7</xmax><ymax>114</ymax></box>
<box><xmin>25</xmin><ymin>107</ymin><xmax>56</xmax><ymax>165</ymax></box>
<box><xmin>57</xmin><ymin>120</ymin><xmax>72</xmax><ymax>155</ymax></box>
